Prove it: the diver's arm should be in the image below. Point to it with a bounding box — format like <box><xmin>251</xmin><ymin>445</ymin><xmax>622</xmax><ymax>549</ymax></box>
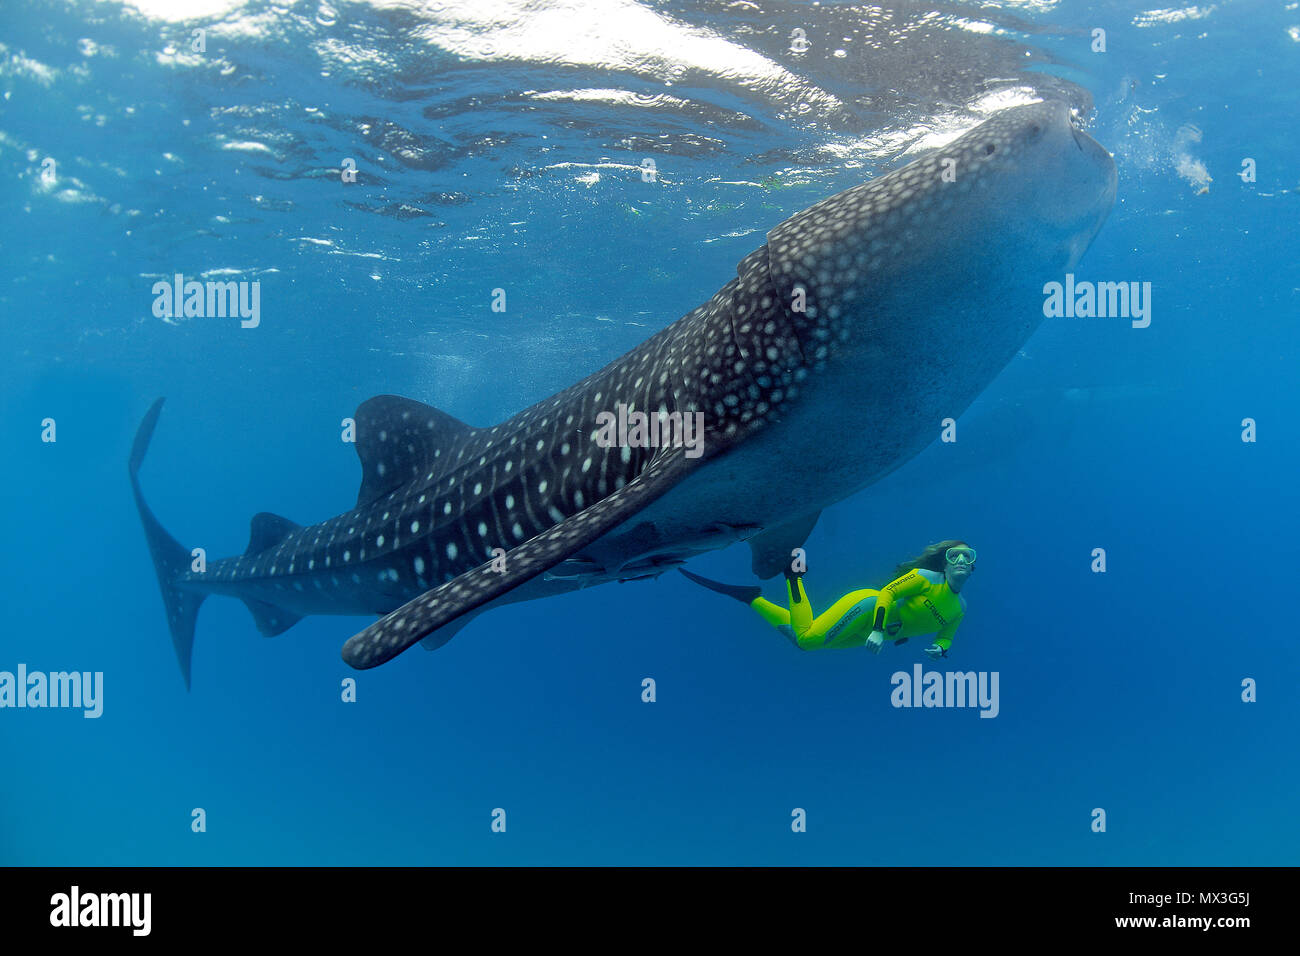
<box><xmin>872</xmin><ymin>569</ymin><xmax>928</xmax><ymax>629</ymax></box>
<box><xmin>865</xmin><ymin>570</ymin><xmax>928</xmax><ymax>654</ymax></box>
<box><xmin>924</xmin><ymin>618</ymin><xmax>961</xmax><ymax>660</ymax></box>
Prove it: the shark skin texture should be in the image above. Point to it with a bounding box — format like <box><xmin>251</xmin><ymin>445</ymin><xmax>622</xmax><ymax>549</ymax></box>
<box><xmin>129</xmin><ymin>101</ymin><xmax>1116</xmax><ymax>683</ymax></box>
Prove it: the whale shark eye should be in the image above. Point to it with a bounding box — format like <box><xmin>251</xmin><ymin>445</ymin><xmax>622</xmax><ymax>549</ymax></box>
<box><xmin>983</xmin><ymin>143</ymin><xmax>995</xmax><ymax>156</ymax></box>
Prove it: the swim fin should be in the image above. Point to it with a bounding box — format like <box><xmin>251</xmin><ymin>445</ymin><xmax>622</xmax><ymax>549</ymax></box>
<box><xmin>679</xmin><ymin>568</ymin><xmax>761</xmax><ymax>605</ymax></box>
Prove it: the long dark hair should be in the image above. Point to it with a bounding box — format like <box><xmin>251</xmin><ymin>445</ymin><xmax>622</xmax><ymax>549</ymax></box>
<box><xmin>885</xmin><ymin>540</ymin><xmax>971</xmax><ymax>582</ymax></box>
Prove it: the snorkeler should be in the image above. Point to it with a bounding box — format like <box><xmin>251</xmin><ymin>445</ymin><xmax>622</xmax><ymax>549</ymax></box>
<box><xmin>680</xmin><ymin>540</ymin><xmax>974</xmax><ymax>658</ymax></box>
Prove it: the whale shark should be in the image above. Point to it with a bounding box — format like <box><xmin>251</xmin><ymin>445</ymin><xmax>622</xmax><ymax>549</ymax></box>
<box><xmin>131</xmin><ymin>101</ymin><xmax>1116</xmax><ymax>684</ymax></box>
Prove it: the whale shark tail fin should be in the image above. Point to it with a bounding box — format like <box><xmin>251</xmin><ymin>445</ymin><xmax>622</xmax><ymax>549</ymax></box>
<box><xmin>678</xmin><ymin>568</ymin><xmax>761</xmax><ymax>605</ymax></box>
<box><xmin>130</xmin><ymin>398</ymin><xmax>206</xmax><ymax>690</ymax></box>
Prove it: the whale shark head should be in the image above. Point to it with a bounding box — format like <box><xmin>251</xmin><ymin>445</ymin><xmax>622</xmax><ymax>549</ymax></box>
<box><xmin>763</xmin><ymin>100</ymin><xmax>1117</xmax><ymax>438</ymax></box>
<box><xmin>963</xmin><ymin>100</ymin><xmax>1118</xmax><ymax>270</ymax></box>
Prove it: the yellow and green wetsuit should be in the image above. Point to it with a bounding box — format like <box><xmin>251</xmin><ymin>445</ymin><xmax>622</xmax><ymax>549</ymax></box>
<box><xmin>682</xmin><ymin>567</ymin><xmax>965</xmax><ymax>653</ymax></box>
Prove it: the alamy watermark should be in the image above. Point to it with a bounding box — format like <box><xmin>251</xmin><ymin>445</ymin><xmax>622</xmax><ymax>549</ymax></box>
<box><xmin>151</xmin><ymin>273</ymin><xmax>260</xmax><ymax>328</ymax></box>
<box><xmin>594</xmin><ymin>403</ymin><xmax>705</xmax><ymax>458</ymax></box>
<box><xmin>890</xmin><ymin>664</ymin><xmax>999</xmax><ymax>718</ymax></box>
<box><xmin>50</xmin><ymin>886</ymin><xmax>150</xmax><ymax>936</ymax></box>
<box><xmin>0</xmin><ymin>664</ymin><xmax>103</xmax><ymax>718</ymax></box>
<box><xmin>1042</xmin><ymin>274</ymin><xmax>1151</xmax><ymax>328</ymax></box>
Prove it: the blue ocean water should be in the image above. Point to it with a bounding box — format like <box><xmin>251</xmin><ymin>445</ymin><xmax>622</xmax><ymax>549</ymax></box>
<box><xmin>1</xmin><ymin>0</ymin><xmax>1297</xmax><ymax>865</ymax></box>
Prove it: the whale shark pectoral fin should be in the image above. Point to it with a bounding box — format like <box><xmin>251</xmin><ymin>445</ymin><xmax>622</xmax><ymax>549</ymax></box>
<box><xmin>749</xmin><ymin>511</ymin><xmax>821</xmax><ymax>579</ymax></box>
<box><xmin>340</xmin><ymin>447</ymin><xmax>701</xmax><ymax>670</ymax></box>
<box><xmin>353</xmin><ymin>395</ymin><xmax>477</xmax><ymax>507</ymax></box>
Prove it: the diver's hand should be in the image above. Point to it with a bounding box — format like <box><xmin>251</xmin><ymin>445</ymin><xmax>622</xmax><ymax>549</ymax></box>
<box><xmin>865</xmin><ymin>630</ymin><xmax>885</xmax><ymax>654</ymax></box>
<box><xmin>923</xmin><ymin>644</ymin><xmax>945</xmax><ymax>661</ymax></box>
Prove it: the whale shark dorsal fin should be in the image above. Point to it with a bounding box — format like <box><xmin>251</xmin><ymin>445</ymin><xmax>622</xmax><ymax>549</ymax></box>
<box><xmin>246</xmin><ymin>512</ymin><xmax>302</xmax><ymax>555</ymax></box>
<box><xmin>353</xmin><ymin>395</ymin><xmax>476</xmax><ymax>507</ymax></box>
<box><xmin>341</xmin><ymin>447</ymin><xmax>702</xmax><ymax>670</ymax></box>
<box><xmin>748</xmin><ymin>511</ymin><xmax>821</xmax><ymax>579</ymax></box>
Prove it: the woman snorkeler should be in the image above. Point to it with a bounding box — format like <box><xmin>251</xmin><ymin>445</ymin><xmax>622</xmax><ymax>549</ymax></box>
<box><xmin>680</xmin><ymin>539</ymin><xmax>975</xmax><ymax>659</ymax></box>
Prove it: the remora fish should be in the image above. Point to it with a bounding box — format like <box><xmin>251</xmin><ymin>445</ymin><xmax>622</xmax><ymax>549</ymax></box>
<box><xmin>131</xmin><ymin>101</ymin><xmax>1116</xmax><ymax>684</ymax></box>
